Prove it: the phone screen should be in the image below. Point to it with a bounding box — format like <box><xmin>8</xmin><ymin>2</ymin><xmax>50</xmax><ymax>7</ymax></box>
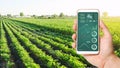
<box><xmin>77</xmin><ymin>12</ymin><xmax>98</xmax><ymax>51</ymax></box>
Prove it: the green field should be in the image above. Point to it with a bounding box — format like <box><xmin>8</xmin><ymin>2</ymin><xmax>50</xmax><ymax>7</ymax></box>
<box><xmin>0</xmin><ymin>17</ymin><xmax>120</xmax><ymax>68</ymax></box>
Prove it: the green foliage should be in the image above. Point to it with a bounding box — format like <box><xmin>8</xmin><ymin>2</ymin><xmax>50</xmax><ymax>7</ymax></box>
<box><xmin>1</xmin><ymin>17</ymin><xmax>120</xmax><ymax>68</ymax></box>
<box><xmin>59</xmin><ymin>12</ymin><xmax>64</xmax><ymax>18</ymax></box>
<box><xmin>2</xmin><ymin>21</ymin><xmax>40</xmax><ymax>68</ymax></box>
<box><xmin>51</xmin><ymin>14</ymin><xmax>58</xmax><ymax>19</ymax></box>
<box><xmin>6</xmin><ymin>21</ymin><xmax>66</xmax><ymax>68</ymax></box>
<box><xmin>0</xmin><ymin>14</ymin><xmax>1</xmax><ymax>17</ymax></box>
<box><xmin>0</xmin><ymin>20</ymin><xmax>14</xmax><ymax>68</ymax></box>
<box><xmin>102</xmin><ymin>12</ymin><xmax>108</xmax><ymax>17</ymax></box>
<box><xmin>7</xmin><ymin>14</ymin><xmax>12</xmax><ymax>17</ymax></box>
<box><xmin>20</xmin><ymin>12</ymin><xmax>24</xmax><ymax>17</ymax></box>
<box><xmin>15</xmin><ymin>17</ymin><xmax>120</xmax><ymax>58</ymax></box>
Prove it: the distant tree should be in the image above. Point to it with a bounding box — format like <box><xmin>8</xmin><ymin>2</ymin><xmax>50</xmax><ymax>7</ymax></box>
<box><xmin>0</xmin><ymin>14</ymin><xmax>1</xmax><ymax>17</ymax></box>
<box><xmin>7</xmin><ymin>14</ymin><xmax>12</xmax><ymax>17</ymax></box>
<box><xmin>33</xmin><ymin>15</ymin><xmax>36</xmax><ymax>17</ymax></box>
<box><xmin>59</xmin><ymin>12</ymin><xmax>64</xmax><ymax>18</ymax></box>
<box><xmin>38</xmin><ymin>15</ymin><xmax>46</xmax><ymax>19</ymax></box>
<box><xmin>32</xmin><ymin>15</ymin><xmax>36</xmax><ymax>18</ymax></box>
<box><xmin>102</xmin><ymin>12</ymin><xmax>108</xmax><ymax>17</ymax></box>
<box><xmin>51</xmin><ymin>14</ymin><xmax>58</xmax><ymax>18</ymax></box>
<box><xmin>20</xmin><ymin>12</ymin><xmax>24</xmax><ymax>17</ymax></box>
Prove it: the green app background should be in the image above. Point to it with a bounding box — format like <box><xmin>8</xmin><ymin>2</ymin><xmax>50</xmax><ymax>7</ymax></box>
<box><xmin>77</xmin><ymin>12</ymin><xmax>98</xmax><ymax>51</ymax></box>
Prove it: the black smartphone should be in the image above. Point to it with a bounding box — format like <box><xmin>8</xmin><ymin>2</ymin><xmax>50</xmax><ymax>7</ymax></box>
<box><xmin>77</xmin><ymin>9</ymin><xmax>99</xmax><ymax>54</ymax></box>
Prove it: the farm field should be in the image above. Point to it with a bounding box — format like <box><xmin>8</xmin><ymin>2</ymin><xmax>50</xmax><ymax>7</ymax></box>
<box><xmin>0</xmin><ymin>17</ymin><xmax>120</xmax><ymax>68</ymax></box>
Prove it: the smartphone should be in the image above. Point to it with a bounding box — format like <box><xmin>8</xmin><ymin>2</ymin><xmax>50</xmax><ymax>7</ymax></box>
<box><xmin>77</xmin><ymin>9</ymin><xmax>99</xmax><ymax>54</ymax></box>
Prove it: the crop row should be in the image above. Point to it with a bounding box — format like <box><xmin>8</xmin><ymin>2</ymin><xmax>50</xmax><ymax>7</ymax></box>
<box><xmin>6</xmin><ymin>19</ymin><xmax>88</xmax><ymax>67</ymax></box>
<box><xmin>3</xmin><ymin>20</ymin><xmax>40</xmax><ymax>68</ymax></box>
<box><xmin>10</xmin><ymin>19</ymin><xmax>72</xmax><ymax>42</ymax></box>
<box><xmin>8</xmin><ymin>19</ymin><xmax>91</xmax><ymax>66</ymax></box>
<box><xmin>0</xmin><ymin>20</ymin><xmax>14</xmax><ymax>68</ymax></box>
<box><xmin>11</xmin><ymin>19</ymin><xmax>73</xmax><ymax>35</ymax></box>
<box><xmin>5</xmin><ymin>20</ymin><xmax>66</xmax><ymax>68</ymax></box>
<box><xmin>12</xmin><ymin>21</ymin><xmax>72</xmax><ymax>48</ymax></box>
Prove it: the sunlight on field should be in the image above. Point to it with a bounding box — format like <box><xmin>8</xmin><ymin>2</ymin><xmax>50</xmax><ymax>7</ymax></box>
<box><xmin>1</xmin><ymin>17</ymin><xmax>120</xmax><ymax>68</ymax></box>
<box><xmin>14</xmin><ymin>17</ymin><xmax>120</xmax><ymax>57</ymax></box>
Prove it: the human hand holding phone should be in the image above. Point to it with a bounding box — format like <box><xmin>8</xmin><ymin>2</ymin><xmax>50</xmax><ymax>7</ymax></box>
<box><xmin>72</xmin><ymin>20</ymin><xmax>120</xmax><ymax>68</ymax></box>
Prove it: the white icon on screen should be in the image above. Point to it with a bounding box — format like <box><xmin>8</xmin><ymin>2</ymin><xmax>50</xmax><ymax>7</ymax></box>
<box><xmin>91</xmin><ymin>31</ymin><xmax>97</xmax><ymax>37</ymax></box>
<box><xmin>87</xmin><ymin>14</ymin><xmax>92</xmax><ymax>19</ymax></box>
<box><xmin>89</xmin><ymin>20</ymin><xmax>92</xmax><ymax>22</ymax></box>
<box><xmin>91</xmin><ymin>44</ymin><xmax>97</xmax><ymax>50</ymax></box>
<box><xmin>93</xmin><ymin>20</ymin><xmax>96</xmax><ymax>22</ymax></box>
<box><xmin>91</xmin><ymin>38</ymin><xmax>97</xmax><ymax>43</ymax></box>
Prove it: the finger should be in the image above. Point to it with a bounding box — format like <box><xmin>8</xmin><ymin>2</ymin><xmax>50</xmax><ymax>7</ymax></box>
<box><xmin>72</xmin><ymin>42</ymin><xmax>76</xmax><ymax>49</ymax></box>
<box><xmin>73</xmin><ymin>19</ymin><xmax>77</xmax><ymax>31</ymax></box>
<box><xmin>82</xmin><ymin>54</ymin><xmax>98</xmax><ymax>56</ymax></box>
<box><xmin>72</xmin><ymin>34</ymin><xmax>77</xmax><ymax>41</ymax></box>
<box><xmin>100</xmin><ymin>20</ymin><xmax>111</xmax><ymax>38</ymax></box>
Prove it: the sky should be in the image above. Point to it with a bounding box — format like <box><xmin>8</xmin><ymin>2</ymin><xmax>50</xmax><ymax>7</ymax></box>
<box><xmin>0</xmin><ymin>0</ymin><xmax>120</xmax><ymax>16</ymax></box>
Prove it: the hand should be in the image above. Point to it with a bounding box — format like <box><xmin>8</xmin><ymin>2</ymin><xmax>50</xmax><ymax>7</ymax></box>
<box><xmin>72</xmin><ymin>20</ymin><xmax>120</xmax><ymax>68</ymax></box>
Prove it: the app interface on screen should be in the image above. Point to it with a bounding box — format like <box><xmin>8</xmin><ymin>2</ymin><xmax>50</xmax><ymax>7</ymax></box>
<box><xmin>77</xmin><ymin>12</ymin><xmax>98</xmax><ymax>51</ymax></box>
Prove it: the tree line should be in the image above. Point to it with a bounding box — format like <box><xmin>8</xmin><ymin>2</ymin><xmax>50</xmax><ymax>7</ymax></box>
<box><xmin>0</xmin><ymin>12</ymin><xmax>110</xmax><ymax>19</ymax></box>
<box><xmin>0</xmin><ymin>12</ymin><xmax>76</xmax><ymax>19</ymax></box>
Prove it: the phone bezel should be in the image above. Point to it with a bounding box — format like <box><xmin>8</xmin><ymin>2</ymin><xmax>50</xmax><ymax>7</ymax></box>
<box><xmin>76</xmin><ymin>9</ymin><xmax>100</xmax><ymax>54</ymax></box>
